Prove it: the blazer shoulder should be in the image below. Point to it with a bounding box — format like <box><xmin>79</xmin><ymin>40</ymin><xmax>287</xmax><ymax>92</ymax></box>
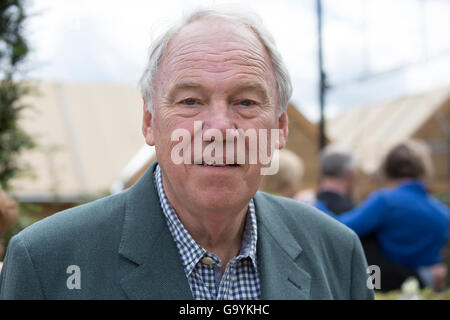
<box><xmin>14</xmin><ymin>190</ymin><xmax>129</xmax><ymax>253</ymax></box>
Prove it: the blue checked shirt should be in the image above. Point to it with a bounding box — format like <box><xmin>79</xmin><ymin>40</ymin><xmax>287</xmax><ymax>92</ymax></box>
<box><xmin>154</xmin><ymin>165</ymin><xmax>261</xmax><ymax>300</ymax></box>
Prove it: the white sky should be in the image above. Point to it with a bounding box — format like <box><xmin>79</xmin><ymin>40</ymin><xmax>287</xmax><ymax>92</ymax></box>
<box><xmin>25</xmin><ymin>0</ymin><xmax>450</xmax><ymax>121</ymax></box>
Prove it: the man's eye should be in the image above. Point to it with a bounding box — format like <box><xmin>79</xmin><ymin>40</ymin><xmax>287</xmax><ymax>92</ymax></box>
<box><xmin>240</xmin><ymin>100</ymin><xmax>256</xmax><ymax>107</ymax></box>
<box><xmin>181</xmin><ymin>98</ymin><xmax>198</xmax><ymax>105</ymax></box>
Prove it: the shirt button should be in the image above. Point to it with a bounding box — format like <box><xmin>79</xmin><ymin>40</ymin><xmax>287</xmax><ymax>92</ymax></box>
<box><xmin>201</xmin><ymin>257</ymin><xmax>214</xmax><ymax>265</ymax></box>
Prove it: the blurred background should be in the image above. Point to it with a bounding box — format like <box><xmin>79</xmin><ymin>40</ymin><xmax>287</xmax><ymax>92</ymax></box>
<box><xmin>0</xmin><ymin>0</ymin><xmax>449</xmax><ymax>297</ymax></box>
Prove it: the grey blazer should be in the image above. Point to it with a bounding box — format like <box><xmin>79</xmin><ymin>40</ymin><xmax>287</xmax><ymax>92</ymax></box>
<box><xmin>0</xmin><ymin>162</ymin><xmax>373</xmax><ymax>299</ymax></box>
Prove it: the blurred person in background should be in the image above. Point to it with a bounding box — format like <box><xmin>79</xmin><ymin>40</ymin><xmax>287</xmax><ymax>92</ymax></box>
<box><xmin>314</xmin><ymin>145</ymin><xmax>356</xmax><ymax>214</ymax></box>
<box><xmin>315</xmin><ymin>144</ymin><xmax>434</xmax><ymax>291</ymax></box>
<box><xmin>292</xmin><ymin>145</ymin><xmax>355</xmax><ymax>207</ymax></box>
<box><xmin>259</xmin><ymin>149</ymin><xmax>304</xmax><ymax>198</ymax></box>
<box><xmin>323</xmin><ymin>140</ymin><xmax>449</xmax><ymax>292</ymax></box>
<box><xmin>0</xmin><ymin>189</ymin><xmax>19</xmax><ymax>273</ymax></box>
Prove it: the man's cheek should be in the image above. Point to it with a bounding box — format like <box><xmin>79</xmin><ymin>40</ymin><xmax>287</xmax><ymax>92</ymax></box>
<box><xmin>169</xmin><ymin>128</ymin><xmax>193</xmax><ymax>165</ymax></box>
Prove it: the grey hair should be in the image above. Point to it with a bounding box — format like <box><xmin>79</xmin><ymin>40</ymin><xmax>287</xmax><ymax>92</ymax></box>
<box><xmin>321</xmin><ymin>145</ymin><xmax>356</xmax><ymax>178</ymax></box>
<box><xmin>139</xmin><ymin>6</ymin><xmax>292</xmax><ymax>116</ymax></box>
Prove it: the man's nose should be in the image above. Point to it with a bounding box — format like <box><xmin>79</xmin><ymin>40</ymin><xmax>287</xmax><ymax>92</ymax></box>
<box><xmin>202</xmin><ymin>100</ymin><xmax>236</xmax><ymax>133</ymax></box>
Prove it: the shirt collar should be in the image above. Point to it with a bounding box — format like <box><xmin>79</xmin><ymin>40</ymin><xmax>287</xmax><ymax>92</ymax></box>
<box><xmin>396</xmin><ymin>179</ymin><xmax>427</xmax><ymax>194</ymax></box>
<box><xmin>153</xmin><ymin>164</ymin><xmax>258</xmax><ymax>276</ymax></box>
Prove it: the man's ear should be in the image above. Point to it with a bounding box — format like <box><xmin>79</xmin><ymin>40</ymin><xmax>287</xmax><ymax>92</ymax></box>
<box><xmin>277</xmin><ymin>111</ymin><xmax>288</xmax><ymax>149</ymax></box>
<box><xmin>142</xmin><ymin>100</ymin><xmax>155</xmax><ymax>146</ymax></box>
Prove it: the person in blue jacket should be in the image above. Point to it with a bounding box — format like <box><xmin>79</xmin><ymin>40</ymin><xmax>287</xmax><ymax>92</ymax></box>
<box><xmin>322</xmin><ymin>140</ymin><xmax>449</xmax><ymax>291</ymax></box>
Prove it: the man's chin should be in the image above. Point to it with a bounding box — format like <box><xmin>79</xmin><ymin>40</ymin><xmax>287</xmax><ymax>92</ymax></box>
<box><xmin>191</xmin><ymin>187</ymin><xmax>250</xmax><ymax>211</ymax></box>
<box><xmin>179</xmin><ymin>163</ymin><xmax>261</xmax><ymax>210</ymax></box>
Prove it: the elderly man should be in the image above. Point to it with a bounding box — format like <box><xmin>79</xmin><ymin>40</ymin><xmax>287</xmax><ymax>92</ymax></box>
<box><xmin>0</xmin><ymin>8</ymin><xmax>373</xmax><ymax>300</ymax></box>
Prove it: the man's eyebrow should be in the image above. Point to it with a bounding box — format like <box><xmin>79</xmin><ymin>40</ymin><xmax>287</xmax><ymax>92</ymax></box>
<box><xmin>231</xmin><ymin>82</ymin><xmax>271</xmax><ymax>103</ymax></box>
<box><xmin>232</xmin><ymin>82</ymin><xmax>267</xmax><ymax>93</ymax></box>
<box><xmin>167</xmin><ymin>82</ymin><xmax>206</xmax><ymax>98</ymax></box>
<box><xmin>166</xmin><ymin>81</ymin><xmax>271</xmax><ymax>103</ymax></box>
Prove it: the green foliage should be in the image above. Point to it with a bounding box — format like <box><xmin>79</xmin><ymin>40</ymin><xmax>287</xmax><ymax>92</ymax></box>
<box><xmin>0</xmin><ymin>1</ymin><xmax>28</xmax><ymax>71</ymax></box>
<box><xmin>0</xmin><ymin>0</ymin><xmax>35</xmax><ymax>259</ymax></box>
<box><xmin>0</xmin><ymin>0</ymin><xmax>34</xmax><ymax>190</ymax></box>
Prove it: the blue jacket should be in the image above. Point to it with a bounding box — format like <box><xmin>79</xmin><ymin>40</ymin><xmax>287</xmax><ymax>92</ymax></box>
<box><xmin>0</xmin><ymin>162</ymin><xmax>373</xmax><ymax>299</ymax></box>
<box><xmin>319</xmin><ymin>180</ymin><xmax>449</xmax><ymax>269</ymax></box>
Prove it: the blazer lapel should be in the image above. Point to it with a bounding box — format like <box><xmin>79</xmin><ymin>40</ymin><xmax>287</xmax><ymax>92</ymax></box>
<box><xmin>254</xmin><ymin>192</ymin><xmax>311</xmax><ymax>300</ymax></box>
<box><xmin>118</xmin><ymin>161</ymin><xmax>192</xmax><ymax>300</ymax></box>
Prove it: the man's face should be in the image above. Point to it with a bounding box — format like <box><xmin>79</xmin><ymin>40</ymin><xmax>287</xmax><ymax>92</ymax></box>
<box><xmin>142</xmin><ymin>17</ymin><xmax>288</xmax><ymax>213</ymax></box>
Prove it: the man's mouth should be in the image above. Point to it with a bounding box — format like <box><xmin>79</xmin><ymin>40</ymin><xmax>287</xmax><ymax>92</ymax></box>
<box><xmin>197</xmin><ymin>160</ymin><xmax>240</xmax><ymax>167</ymax></box>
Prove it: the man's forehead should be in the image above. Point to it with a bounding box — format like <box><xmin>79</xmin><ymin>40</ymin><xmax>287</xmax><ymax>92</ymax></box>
<box><xmin>164</xmin><ymin>17</ymin><xmax>268</xmax><ymax>63</ymax></box>
<box><xmin>159</xmin><ymin>17</ymin><xmax>275</xmax><ymax>83</ymax></box>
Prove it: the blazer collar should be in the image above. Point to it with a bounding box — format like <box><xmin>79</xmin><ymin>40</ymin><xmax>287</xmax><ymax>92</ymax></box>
<box><xmin>254</xmin><ymin>192</ymin><xmax>311</xmax><ymax>300</ymax></box>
